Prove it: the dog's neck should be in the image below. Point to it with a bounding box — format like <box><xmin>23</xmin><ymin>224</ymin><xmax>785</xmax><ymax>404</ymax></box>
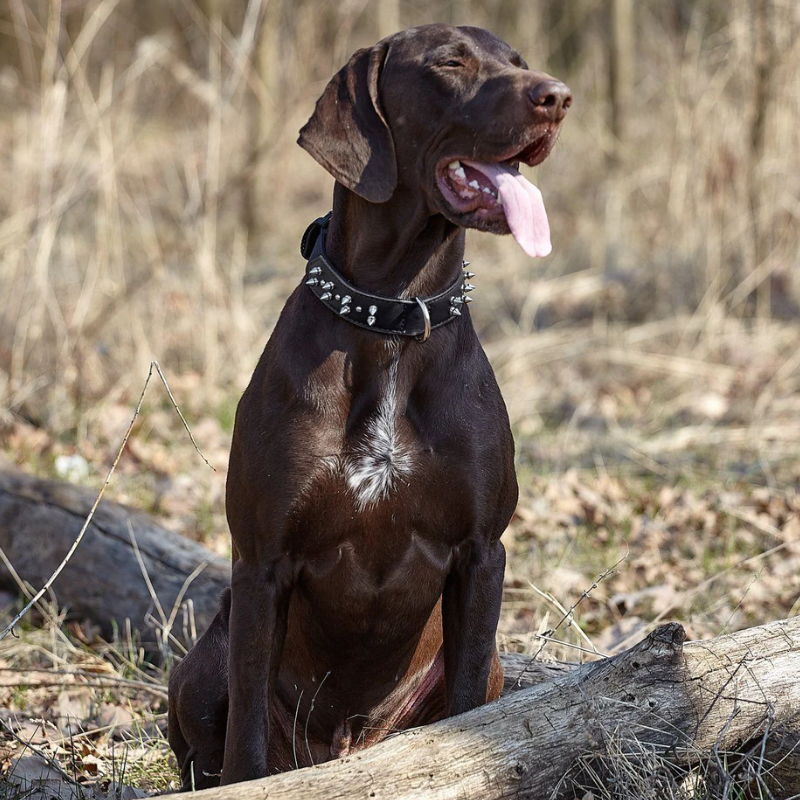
<box><xmin>325</xmin><ymin>183</ymin><xmax>466</xmax><ymax>300</ymax></box>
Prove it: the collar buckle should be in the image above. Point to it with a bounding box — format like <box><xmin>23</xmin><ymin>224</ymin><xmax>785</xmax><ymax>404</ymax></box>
<box><xmin>415</xmin><ymin>297</ymin><xmax>432</xmax><ymax>342</ymax></box>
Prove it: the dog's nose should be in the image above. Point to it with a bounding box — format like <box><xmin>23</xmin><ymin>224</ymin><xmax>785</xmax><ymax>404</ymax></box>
<box><xmin>529</xmin><ymin>80</ymin><xmax>572</xmax><ymax>122</ymax></box>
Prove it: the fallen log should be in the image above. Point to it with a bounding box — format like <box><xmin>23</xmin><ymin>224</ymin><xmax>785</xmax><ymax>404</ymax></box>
<box><xmin>0</xmin><ymin>469</ymin><xmax>229</xmax><ymax>654</ymax></box>
<box><xmin>157</xmin><ymin>619</ymin><xmax>800</xmax><ymax>800</ymax></box>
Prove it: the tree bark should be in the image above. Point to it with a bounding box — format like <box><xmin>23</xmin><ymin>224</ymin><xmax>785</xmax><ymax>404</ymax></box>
<box><xmin>0</xmin><ymin>469</ymin><xmax>229</xmax><ymax>656</ymax></box>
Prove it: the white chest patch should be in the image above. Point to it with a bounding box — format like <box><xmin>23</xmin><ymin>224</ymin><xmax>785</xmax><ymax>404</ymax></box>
<box><xmin>345</xmin><ymin>355</ymin><xmax>413</xmax><ymax>510</ymax></box>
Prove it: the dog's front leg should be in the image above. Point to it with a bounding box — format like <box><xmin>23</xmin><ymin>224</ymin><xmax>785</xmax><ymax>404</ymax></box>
<box><xmin>221</xmin><ymin>558</ymin><xmax>292</xmax><ymax>785</ymax></box>
<box><xmin>442</xmin><ymin>539</ymin><xmax>506</xmax><ymax>716</ymax></box>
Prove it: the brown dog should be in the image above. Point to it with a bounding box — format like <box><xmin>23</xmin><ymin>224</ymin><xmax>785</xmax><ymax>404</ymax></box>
<box><xmin>168</xmin><ymin>23</ymin><xmax>570</xmax><ymax>788</ymax></box>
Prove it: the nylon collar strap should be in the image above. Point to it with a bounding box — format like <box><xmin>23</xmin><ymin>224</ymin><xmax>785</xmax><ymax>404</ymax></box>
<box><xmin>300</xmin><ymin>213</ymin><xmax>475</xmax><ymax>341</ymax></box>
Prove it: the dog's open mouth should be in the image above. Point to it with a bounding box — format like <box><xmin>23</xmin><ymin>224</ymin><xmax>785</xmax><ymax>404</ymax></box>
<box><xmin>436</xmin><ymin>133</ymin><xmax>555</xmax><ymax>258</ymax></box>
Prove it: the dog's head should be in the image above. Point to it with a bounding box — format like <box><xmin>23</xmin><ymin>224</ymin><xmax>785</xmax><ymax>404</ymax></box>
<box><xmin>298</xmin><ymin>24</ymin><xmax>571</xmax><ymax>258</ymax></box>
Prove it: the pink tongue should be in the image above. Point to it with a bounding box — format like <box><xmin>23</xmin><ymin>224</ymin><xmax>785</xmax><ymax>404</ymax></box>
<box><xmin>462</xmin><ymin>160</ymin><xmax>552</xmax><ymax>258</ymax></box>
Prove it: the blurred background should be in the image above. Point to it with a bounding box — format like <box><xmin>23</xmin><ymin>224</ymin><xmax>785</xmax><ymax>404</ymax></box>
<box><xmin>1</xmin><ymin>5</ymin><xmax>800</xmax><ymax>790</ymax></box>
<box><xmin>1</xmin><ymin>0</ymin><xmax>800</xmax><ymax>650</ymax></box>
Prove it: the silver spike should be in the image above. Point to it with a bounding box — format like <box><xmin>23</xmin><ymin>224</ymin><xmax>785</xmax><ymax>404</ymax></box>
<box><xmin>463</xmin><ymin>295</ymin><xmax>474</xmax><ymax>303</ymax></box>
<box><xmin>339</xmin><ymin>306</ymin><xmax>351</xmax><ymax>316</ymax></box>
<box><xmin>309</xmin><ymin>266</ymin><xmax>322</xmax><ymax>275</ymax></box>
<box><xmin>463</xmin><ymin>271</ymin><xmax>475</xmax><ymax>279</ymax></box>
<box><xmin>305</xmin><ymin>278</ymin><xmax>319</xmax><ymax>286</ymax></box>
<box><xmin>321</xmin><ymin>281</ymin><xmax>334</xmax><ymax>291</ymax></box>
<box><xmin>462</xmin><ymin>260</ymin><xmax>471</xmax><ymax>267</ymax></box>
<box><xmin>452</xmin><ymin>296</ymin><xmax>464</xmax><ymax>305</ymax></box>
<box><xmin>463</xmin><ymin>283</ymin><xmax>476</xmax><ymax>292</ymax></box>
<box><xmin>450</xmin><ymin>306</ymin><xmax>462</xmax><ymax>316</ymax></box>
<box><xmin>367</xmin><ymin>315</ymin><xmax>376</xmax><ymax>326</ymax></box>
<box><xmin>368</xmin><ymin>305</ymin><xmax>378</xmax><ymax>315</ymax></box>
<box><xmin>355</xmin><ymin>306</ymin><xmax>362</xmax><ymax>312</ymax></box>
<box><xmin>320</xmin><ymin>292</ymin><xmax>332</xmax><ymax>301</ymax></box>
<box><xmin>341</xmin><ymin>295</ymin><xmax>351</xmax><ymax>305</ymax></box>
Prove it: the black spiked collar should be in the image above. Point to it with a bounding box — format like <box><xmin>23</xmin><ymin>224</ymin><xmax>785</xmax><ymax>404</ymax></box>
<box><xmin>300</xmin><ymin>214</ymin><xmax>475</xmax><ymax>341</ymax></box>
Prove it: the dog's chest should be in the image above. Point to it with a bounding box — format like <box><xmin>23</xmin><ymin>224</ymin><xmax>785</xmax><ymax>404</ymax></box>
<box><xmin>342</xmin><ymin>355</ymin><xmax>413</xmax><ymax>511</ymax></box>
<box><xmin>294</xmin><ymin>346</ymin><xmax>475</xmax><ymax>532</ymax></box>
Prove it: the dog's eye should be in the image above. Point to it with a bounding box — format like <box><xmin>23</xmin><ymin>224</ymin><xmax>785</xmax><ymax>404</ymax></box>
<box><xmin>441</xmin><ymin>60</ymin><xmax>465</xmax><ymax>68</ymax></box>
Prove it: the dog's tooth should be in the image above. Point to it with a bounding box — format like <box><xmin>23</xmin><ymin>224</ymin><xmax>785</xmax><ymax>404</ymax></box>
<box><xmin>320</xmin><ymin>292</ymin><xmax>332</xmax><ymax>300</ymax></box>
<box><xmin>497</xmin><ymin>194</ymin><xmax>503</xmax><ymax>206</ymax></box>
<box><xmin>468</xmin><ymin>180</ymin><xmax>480</xmax><ymax>190</ymax></box>
<box><xmin>482</xmin><ymin>187</ymin><xmax>492</xmax><ymax>194</ymax></box>
<box><xmin>454</xmin><ymin>167</ymin><xmax>466</xmax><ymax>179</ymax></box>
<box><xmin>448</xmin><ymin>160</ymin><xmax>461</xmax><ymax>170</ymax></box>
<box><xmin>367</xmin><ymin>315</ymin><xmax>376</xmax><ymax>326</ymax></box>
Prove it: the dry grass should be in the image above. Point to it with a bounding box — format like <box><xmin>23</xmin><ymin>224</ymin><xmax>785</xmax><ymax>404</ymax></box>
<box><xmin>1</xmin><ymin>1</ymin><xmax>800</xmax><ymax>797</ymax></box>
<box><xmin>0</xmin><ymin>602</ymin><xmax>174</xmax><ymax>798</ymax></box>
<box><xmin>0</xmin><ymin>1</ymin><xmax>799</xmax><ymax>432</ymax></box>
<box><xmin>562</xmin><ymin>721</ymin><xmax>792</xmax><ymax>800</ymax></box>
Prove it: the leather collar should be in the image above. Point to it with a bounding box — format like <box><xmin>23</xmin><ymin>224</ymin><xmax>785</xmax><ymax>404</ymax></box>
<box><xmin>300</xmin><ymin>214</ymin><xmax>474</xmax><ymax>341</ymax></box>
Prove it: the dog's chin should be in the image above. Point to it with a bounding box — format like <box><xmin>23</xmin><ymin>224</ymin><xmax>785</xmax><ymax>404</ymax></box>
<box><xmin>438</xmin><ymin>201</ymin><xmax>513</xmax><ymax>236</ymax></box>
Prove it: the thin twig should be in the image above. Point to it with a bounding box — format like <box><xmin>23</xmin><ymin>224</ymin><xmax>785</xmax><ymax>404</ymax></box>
<box><xmin>163</xmin><ymin>560</ymin><xmax>210</xmax><ymax>649</ymax></box>
<box><xmin>531</xmin><ymin>634</ymin><xmax>606</xmax><ymax>657</ymax></box>
<box><xmin>128</xmin><ymin>520</ymin><xmax>167</xmax><ymax>628</ymax></box>
<box><xmin>127</xmin><ymin>520</ymin><xmax>189</xmax><ymax>659</ymax></box>
<box><xmin>0</xmin><ymin>668</ymin><xmax>168</xmax><ymax>698</ymax></box>
<box><xmin>47</xmin><ymin>713</ymin><xmax>168</xmax><ymax>746</ymax></box>
<box><xmin>513</xmin><ymin>552</ymin><xmax>627</xmax><ymax>688</ymax></box>
<box><xmin>0</xmin><ymin>543</ymin><xmax>73</xmax><ymax>648</ymax></box>
<box><xmin>0</xmin><ymin>361</ymin><xmax>212</xmax><ymax>642</ymax></box>
<box><xmin>292</xmin><ymin>689</ymin><xmax>304</xmax><ymax>770</ymax></box>
<box><xmin>304</xmin><ymin>671</ymin><xmax>330</xmax><ymax>766</ymax></box>
<box><xmin>0</xmin><ymin>717</ymin><xmax>84</xmax><ymax>789</ymax></box>
<box><xmin>612</xmin><ymin>537</ymin><xmax>798</xmax><ymax>653</ymax></box>
<box><xmin>151</xmin><ymin>361</ymin><xmax>215</xmax><ymax>470</ymax></box>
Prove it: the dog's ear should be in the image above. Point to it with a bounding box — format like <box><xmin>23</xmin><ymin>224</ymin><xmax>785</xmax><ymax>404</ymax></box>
<box><xmin>298</xmin><ymin>42</ymin><xmax>397</xmax><ymax>204</ymax></box>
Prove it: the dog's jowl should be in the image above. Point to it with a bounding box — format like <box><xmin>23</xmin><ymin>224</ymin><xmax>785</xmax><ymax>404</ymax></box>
<box><xmin>168</xmin><ymin>23</ymin><xmax>570</xmax><ymax>788</ymax></box>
